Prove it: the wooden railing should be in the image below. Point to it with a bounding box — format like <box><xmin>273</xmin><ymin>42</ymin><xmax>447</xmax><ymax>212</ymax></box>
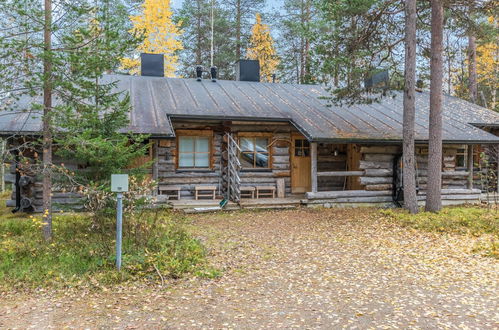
<box><xmin>223</xmin><ymin>133</ymin><xmax>241</xmax><ymax>203</ymax></box>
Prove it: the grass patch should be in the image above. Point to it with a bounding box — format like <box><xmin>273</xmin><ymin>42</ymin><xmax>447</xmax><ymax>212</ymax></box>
<box><xmin>381</xmin><ymin>206</ymin><xmax>499</xmax><ymax>258</ymax></box>
<box><xmin>0</xmin><ymin>206</ymin><xmax>217</xmax><ymax>290</ymax></box>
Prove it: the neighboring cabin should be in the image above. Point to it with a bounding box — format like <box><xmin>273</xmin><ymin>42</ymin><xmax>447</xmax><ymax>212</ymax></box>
<box><xmin>1</xmin><ymin>58</ymin><xmax>499</xmax><ymax>212</ymax></box>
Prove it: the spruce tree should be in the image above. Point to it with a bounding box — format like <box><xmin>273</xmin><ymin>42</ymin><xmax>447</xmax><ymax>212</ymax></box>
<box><xmin>0</xmin><ymin>0</ymin><xmax>144</xmax><ymax>238</ymax></box>
<box><xmin>247</xmin><ymin>13</ymin><xmax>279</xmax><ymax>82</ymax></box>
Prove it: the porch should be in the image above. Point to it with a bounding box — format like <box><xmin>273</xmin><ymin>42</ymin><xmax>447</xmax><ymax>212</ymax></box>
<box><xmin>168</xmin><ymin>196</ymin><xmax>304</xmax><ymax>213</ymax></box>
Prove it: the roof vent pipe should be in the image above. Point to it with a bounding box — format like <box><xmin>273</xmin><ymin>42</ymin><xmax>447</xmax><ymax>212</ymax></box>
<box><xmin>210</xmin><ymin>66</ymin><xmax>217</xmax><ymax>82</ymax></box>
<box><xmin>196</xmin><ymin>65</ymin><xmax>203</xmax><ymax>81</ymax></box>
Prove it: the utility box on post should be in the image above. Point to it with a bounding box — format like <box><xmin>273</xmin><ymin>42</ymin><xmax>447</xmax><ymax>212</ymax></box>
<box><xmin>111</xmin><ymin>174</ymin><xmax>129</xmax><ymax>193</ymax></box>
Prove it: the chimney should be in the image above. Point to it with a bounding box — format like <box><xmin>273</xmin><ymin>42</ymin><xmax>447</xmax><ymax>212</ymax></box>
<box><xmin>140</xmin><ymin>53</ymin><xmax>164</xmax><ymax>77</ymax></box>
<box><xmin>235</xmin><ymin>59</ymin><xmax>260</xmax><ymax>82</ymax></box>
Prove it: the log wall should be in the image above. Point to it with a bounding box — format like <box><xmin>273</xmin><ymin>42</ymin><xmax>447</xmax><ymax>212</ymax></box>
<box><xmin>155</xmin><ymin>120</ymin><xmax>297</xmax><ymax>198</ymax></box>
<box><xmin>317</xmin><ymin>144</ymin><xmax>348</xmax><ymax>191</ymax></box>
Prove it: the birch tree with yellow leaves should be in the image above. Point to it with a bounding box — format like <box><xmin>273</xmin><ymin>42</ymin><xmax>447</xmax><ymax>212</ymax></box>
<box><xmin>121</xmin><ymin>0</ymin><xmax>183</xmax><ymax>77</ymax></box>
<box><xmin>476</xmin><ymin>17</ymin><xmax>498</xmax><ymax>111</ymax></box>
<box><xmin>247</xmin><ymin>13</ymin><xmax>279</xmax><ymax>82</ymax></box>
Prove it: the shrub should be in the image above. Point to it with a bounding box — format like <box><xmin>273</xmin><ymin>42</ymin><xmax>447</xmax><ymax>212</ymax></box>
<box><xmin>0</xmin><ymin>208</ymin><xmax>214</xmax><ymax>290</ymax></box>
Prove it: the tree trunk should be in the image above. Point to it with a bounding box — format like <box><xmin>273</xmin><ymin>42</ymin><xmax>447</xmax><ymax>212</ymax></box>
<box><xmin>425</xmin><ymin>0</ymin><xmax>444</xmax><ymax>212</ymax></box>
<box><xmin>301</xmin><ymin>0</ymin><xmax>311</xmax><ymax>83</ymax></box>
<box><xmin>42</xmin><ymin>0</ymin><xmax>53</xmax><ymax>240</ymax></box>
<box><xmin>468</xmin><ymin>34</ymin><xmax>478</xmax><ymax>103</ymax></box>
<box><xmin>235</xmin><ymin>0</ymin><xmax>241</xmax><ymax>60</ymax></box>
<box><xmin>402</xmin><ymin>0</ymin><xmax>418</xmax><ymax>214</ymax></box>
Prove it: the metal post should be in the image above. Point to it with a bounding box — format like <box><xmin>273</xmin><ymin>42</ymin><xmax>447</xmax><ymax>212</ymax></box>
<box><xmin>116</xmin><ymin>192</ymin><xmax>123</xmax><ymax>271</ymax></box>
<box><xmin>0</xmin><ymin>139</ymin><xmax>4</xmax><ymax>193</ymax></box>
<box><xmin>227</xmin><ymin>135</ymin><xmax>231</xmax><ymax>201</ymax></box>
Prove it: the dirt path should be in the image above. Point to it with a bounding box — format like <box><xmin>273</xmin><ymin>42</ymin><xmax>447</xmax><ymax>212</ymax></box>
<box><xmin>1</xmin><ymin>208</ymin><xmax>498</xmax><ymax>329</ymax></box>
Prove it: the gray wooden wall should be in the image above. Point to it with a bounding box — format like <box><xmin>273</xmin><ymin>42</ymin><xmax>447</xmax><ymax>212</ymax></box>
<box><xmin>155</xmin><ymin>120</ymin><xmax>297</xmax><ymax>198</ymax></box>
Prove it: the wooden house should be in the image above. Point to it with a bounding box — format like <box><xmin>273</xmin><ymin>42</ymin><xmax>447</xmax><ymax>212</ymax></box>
<box><xmin>1</xmin><ymin>60</ymin><xmax>499</xmax><ymax>211</ymax></box>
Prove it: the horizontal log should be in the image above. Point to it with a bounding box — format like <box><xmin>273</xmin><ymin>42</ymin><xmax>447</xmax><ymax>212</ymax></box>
<box><xmin>317</xmin><ymin>155</ymin><xmax>347</xmax><ymax>162</ymax></box>
<box><xmin>360</xmin><ymin>146</ymin><xmax>400</xmax><ymax>154</ymax></box>
<box><xmin>272</xmin><ymin>147</ymin><xmax>289</xmax><ymax>156</ymax></box>
<box><xmin>364</xmin><ymin>154</ymin><xmax>395</xmax><ymax>162</ymax></box>
<box><xmin>334</xmin><ymin>196</ymin><xmax>394</xmax><ymax>203</ymax></box>
<box><xmin>160</xmin><ymin>178</ymin><xmax>219</xmax><ymax>185</ymax></box>
<box><xmin>363</xmin><ymin>169</ymin><xmax>393</xmax><ymax>177</ymax></box>
<box><xmin>360</xmin><ymin>177</ymin><xmax>392</xmax><ymax>185</ymax></box>
<box><xmin>306</xmin><ymin>190</ymin><xmax>391</xmax><ymax>199</ymax></box>
<box><xmin>441</xmin><ymin>171</ymin><xmax>469</xmax><ymax>177</ymax></box>
<box><xmin>240</xmin><ymin>172</ymin><xmax>274</xmax><ymax>178</ymax></box>
<box><xmin>418</xmin><ymin>188</ymin><xmax>481</xmax><ymax>195</ymax></box>
<box><xmin>440</xmin><ymin>194</ymin><xmax>482</xmax><ymax>200</ymax></box>
<box><xmin>272</xmin><ymin>163</ymin><xmax>290</xmax><ymax>170</ymax></box>
<box><xmin>359</xmin><ymin>161</ymin><xmax>392</xmax><ymax>170</ymax></box>
<box><xmin>273</xmin><ymin>170</ymin><xmax>290</xmax><ymax>177</ymax></box>
<box><xmin>365</xmin><ymin>184</ymin><xmax>392</xmax><ymax>191</ymax></box>
<box><xmin>272</xmin><ymin>155</ymin><xmax>289</xmax><ymax>164</ymax></box>
<box><xmin>317</xmin><ymin>171</ymin><xmax>364</xmax><ymax>177</ymax></box>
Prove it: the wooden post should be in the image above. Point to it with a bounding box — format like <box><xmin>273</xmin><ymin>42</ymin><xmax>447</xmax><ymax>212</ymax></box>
<box><xmin>497</xmin><ymin>144</ymin><xmax>499</xmax><ymax>194</ymax></box>
<box><xmin>467</xmin><ymin>145</ymin><xmax>474</xmax><ymax>189</ymax></box>
<box><xmin>311</xmin><ymin>142</ymin><xmax>317</xmax><ymax>193</ymax></box>
<box><xmin>152</xmin><ymin>140</ymin><xmax>159</xmax><ymax>196</ymax></box>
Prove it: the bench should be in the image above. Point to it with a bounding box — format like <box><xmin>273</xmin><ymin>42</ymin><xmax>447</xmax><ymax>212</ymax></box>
<box><xmin>240</xmin><ymin>186</ymin><xmax>255</xmax><ymax>199</ymax></box>
<box><xmin>195</xmin><ymin>185</ymin><xmax>217</xmax><ymax>200</ymax></box>
<box><xmin>158</xmin><ymin>185</ymin><xmax>181</xmax><ymax>200</ymax></box>
<box><xmin>256</xmin><ymin>185</ymin><xmax>276</xmax><ymax>199</ymax></box>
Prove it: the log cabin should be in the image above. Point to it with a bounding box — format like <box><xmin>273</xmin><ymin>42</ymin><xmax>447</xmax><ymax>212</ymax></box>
<box><xmin>1</xmin><ymin>57</ymin><xmax>499</xmax><ymax>212</ymax></box>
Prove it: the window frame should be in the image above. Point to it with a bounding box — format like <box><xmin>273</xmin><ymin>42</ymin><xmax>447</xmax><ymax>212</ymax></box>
<box><xmin>455</xmin><ymin>145</ymin><xmax>480</xmax><ymax>171</ymax></box>
<box><xmin>237</xmin><ymin>132</ymin><xmax>272</xmax><ymax>170</ymax></box>
<box><xmin>456</xmin><ymin>147</ymin><xmax>467</xmax><ymax>170</ymax></box>
<box><xmin>293</xmin><ymin>138</ymin><xmax>310</xmax><ymax>157</ymax></box>
<box><xmin>176</xmin><ymin>130</ymin><xmax>213</xmax><ymax>170</ymax></box>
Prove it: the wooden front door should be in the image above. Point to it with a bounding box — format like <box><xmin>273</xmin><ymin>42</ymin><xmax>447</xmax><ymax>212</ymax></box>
<box><xmin>291</xmin><ymin>136</ymin><xmax>311</xmax><ymax>193</ymax></box>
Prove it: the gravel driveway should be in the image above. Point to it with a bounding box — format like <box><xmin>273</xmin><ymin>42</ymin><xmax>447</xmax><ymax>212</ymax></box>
<box><xmin>1</xmin><ymin>208</ymin><xmax>498</xmax><ymax>329</ymax></box>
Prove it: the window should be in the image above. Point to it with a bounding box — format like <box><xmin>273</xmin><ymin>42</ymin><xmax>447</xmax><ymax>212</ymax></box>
<box><xmin>239</xmin><ymin>136</ymin><xmax>270</xmax><ymax>168</ymax></box>
<box><xmin>294</xmin><ymin>139</ymin><xmax>310</xmax><ymax>157</ymax></box>
<box><xmin>456</xmin><ymin>148</ymin><xmax>467</xmax><ymax>169</ymax></box>
<box><xmin>178</xmin><ymin>136</ymin><xmax>210</xmax><ymax>168</ymax></box>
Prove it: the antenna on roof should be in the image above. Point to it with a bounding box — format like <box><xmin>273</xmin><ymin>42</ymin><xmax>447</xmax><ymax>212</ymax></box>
<box><xmin>210</xmin><ymin>0</ymin><xmax>215</xmax><ymax>67</ymax></box>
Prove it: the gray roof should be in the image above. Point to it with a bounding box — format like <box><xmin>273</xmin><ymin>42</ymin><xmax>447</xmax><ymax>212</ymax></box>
<box><xmin>2</xmin><ymin>74</ymin><xmax>499</xmax><ymax>143</ymax></box>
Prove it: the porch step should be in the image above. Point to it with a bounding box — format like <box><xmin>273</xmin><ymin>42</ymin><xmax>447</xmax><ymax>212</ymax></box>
<box><xmin>169</xmin><ymin>199</ymin><xmax>240</xmax><ymax>211</ymax></box>
<box><xmin>239</xmin><ymin>198</ymin><xmax>302</xmax><ymax>209</ymax></box>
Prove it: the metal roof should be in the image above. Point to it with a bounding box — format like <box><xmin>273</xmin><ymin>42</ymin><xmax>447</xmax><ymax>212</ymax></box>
<box><xmin>1</xmin><ymin>74</ymin><xmax>499</xmax><ymax>143</ymax></box>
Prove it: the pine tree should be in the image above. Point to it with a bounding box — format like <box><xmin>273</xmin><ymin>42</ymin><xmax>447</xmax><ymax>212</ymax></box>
<box><xmin>425</xmin><ymin>0</ymin><xmax>444</xmax><ymax>212</ymax></box>
<box><xmin>403</xmin><ymin>0</ymin><xmax>418</xmax><ymax>214</ymax></box>
<box><xmin>247</xmin><ymin>13</ymin><xmax>279</xmax><ymax>82</ymax></box>
<box><xmin>0</xmin><ymin>0</ymin><xmax>141</xmax><ymax>238</ymax></box>
<box><xmin>121</xmin><ymin>0</ymin><xmax>183</xmax><ymax>77</ymax></box>
<box><xmin>176</xmin><ymin>0</ymin><xmax>234</xmax><ymax>79</ymax></box>
<box><xmin>278</xmin><ymin>0</ymin><xmax>316</xmax><ymax>84</ymax></box>
<box><xmin>313</xmin><ymin>0</ymin><xmax>405</xmax><ymax>104</ymax></box>
<box><xmin>225</xmin><ymin>0</ymin><xmax>265</xmax><ymax>60</ymax></box>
